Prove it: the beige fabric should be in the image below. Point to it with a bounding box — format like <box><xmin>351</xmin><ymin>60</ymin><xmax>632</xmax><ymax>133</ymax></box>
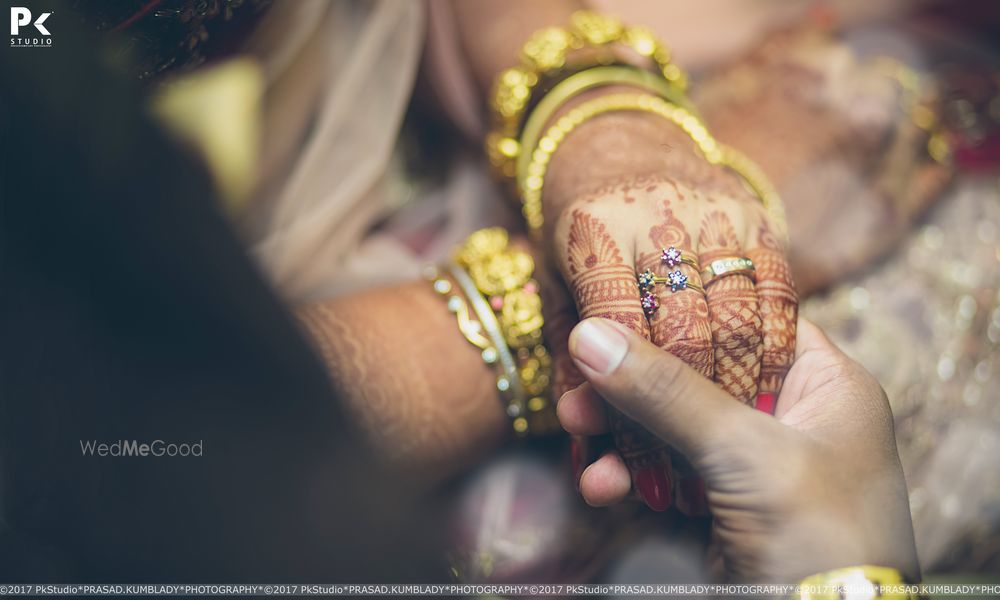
<box><xmin>238</xmin><ymin>0</ymin><xmax>427</xmax><ymax>301</ymax></box>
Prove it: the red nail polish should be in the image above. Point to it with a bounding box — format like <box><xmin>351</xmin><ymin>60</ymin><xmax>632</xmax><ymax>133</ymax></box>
<box><xmin>756</xmin><ymin>392</ymin><xmax>776</xmax><ymax>415</ymax></box>
<box><xmin>570</xmin><ymin>438</ymin><xmax>584</xmax><ymax>490</ymax></box>
<box><xmin>636</xmin><ymin>466</ymin><xmax>672</xmax><ymax>512</ymax></box>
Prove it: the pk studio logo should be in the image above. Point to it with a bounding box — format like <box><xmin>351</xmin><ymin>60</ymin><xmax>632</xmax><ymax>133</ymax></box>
<box><xmin>10</xmin><ymin>6</ymin><xmax>52</xmax><ymax>48</ymax></box>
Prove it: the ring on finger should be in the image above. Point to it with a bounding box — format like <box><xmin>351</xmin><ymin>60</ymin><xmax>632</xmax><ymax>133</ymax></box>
<box><xmin>637</xmin><ymin>268</ymin><xmax>705</xmax><ymax>317</ymax></box>
<box><xmin>660</xmin><ymin>245</ymin><xmax>699</xmax><ymax>269</ymax></box>
<box><xmin>700</xmin><ymin>257</ymin><xmax>755</xmax><ymax>287</ymax></box>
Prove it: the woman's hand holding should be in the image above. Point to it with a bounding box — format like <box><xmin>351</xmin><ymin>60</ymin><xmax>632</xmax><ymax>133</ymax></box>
<box><xmin>558</xmin><ymin>316</ymin><xmax>919</xmax><ymax>583</ymax></box>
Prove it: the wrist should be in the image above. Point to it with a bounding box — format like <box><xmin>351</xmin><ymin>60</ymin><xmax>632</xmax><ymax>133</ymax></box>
<box><xmin>539</xmin><ymin>89</ymin><xmax>753</xmax><ymax>240</ymax></box>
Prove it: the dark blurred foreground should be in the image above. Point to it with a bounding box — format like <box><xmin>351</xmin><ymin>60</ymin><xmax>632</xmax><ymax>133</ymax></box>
<box><xmin>0</xmin><ymin>2</ymin><xmax>443</xmax><ymax>581</ymax></box>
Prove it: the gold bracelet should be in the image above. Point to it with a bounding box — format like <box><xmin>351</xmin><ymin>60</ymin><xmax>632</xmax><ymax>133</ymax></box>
<box><xmin>426</xmin><ymin>228</ymin><xmax>557</xmax><ymax>436</ymax></box>
<box><xmin>520</xmin><ymin>92</ymin><xmax>787</xmax><ymax>239</ymax></box>
<box><xmin>796</xmin><ymin>565</ymin><xmax>922</xmax><ymax>600</ymax></box>
<box><xmin>516</xmin><ymin>65</ymin><xmax>700</xmax><ymax>192</ymax></box>
<box><xmin>487</xmin><ymin>10</ymin><xmax>687</xmax><ymax>180</ymax></box>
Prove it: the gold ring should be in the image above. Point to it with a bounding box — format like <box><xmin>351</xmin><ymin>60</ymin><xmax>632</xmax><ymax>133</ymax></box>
<box><xmin>638</xmin><ymin>268</ymin><xmax>705</xmax><ymax>317</ymax></box>
<box><xmin>659</xmin><ymin>245</ymin><xmax>699</xmax><ymax>270</ymax></box>
<box><xmin>700</xmin><ymin>257</ymin><xmax>755</xmax><ymax>286</ymax></box>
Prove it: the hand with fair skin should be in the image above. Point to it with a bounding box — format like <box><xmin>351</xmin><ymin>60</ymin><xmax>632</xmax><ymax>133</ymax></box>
<box><xmin>558</xmin><ymin>316</ymin><xmax>918</xmax><ymax>582</ymax></box>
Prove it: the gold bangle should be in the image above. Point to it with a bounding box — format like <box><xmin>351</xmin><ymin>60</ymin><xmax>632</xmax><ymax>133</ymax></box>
<box><xmin>516</xmin><ymin>65</ymin><xmax>699</xmax><ymax>192</ymax></box>
<box><xmin>488</xmin><ymin>10</ymin><xmax>687</xmax><ymax>180</ymax></box>
<box><xmin>427</xmin><ymin>228</ymin><xmax>558</xmax><ymax>436</ymax></box>
<box><xmin>520</xmin><ymin>92</ymin><xmax>787</xmax><ymax>239</ymax></box>
<box><xmin>796</xmin><ymin>565</ymin><xmax>921</xmax><ymax>600</ymax></box>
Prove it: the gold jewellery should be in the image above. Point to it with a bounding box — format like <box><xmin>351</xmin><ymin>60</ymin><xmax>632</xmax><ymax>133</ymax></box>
<box><xmin>516</xmin><ymin>65</ymin><xmax>698</xmax><ymax>200</ymax></box>
<box><xmin>519</xmin><ymin>91</ymin><xmax>788</xmax><ymax>237</ymax></box>
<box><xmin>637</xmin><ymin>246</ymin><xmax>755</xmax><ymax>317</ymax></box>
<box><xmin>426</xmin><ymin>228</ymin><xmax>557</xmax><ymax>436</ymax></box>
<box><xmin>701</xmin><ymin>256</ymin><xmax>756</xmax><ymax>286</ymax></box>
<box><xmin>487</xmin><ymin>10</ymin><xmax>687</xmax><ymax>180</ymax></box>
<box><xmin>637</xmin><ymin>267</ymin><xmax>705</xmax><ymax>317</ymax></box>
<box><xmin>636</xmin><ymin>245</ymin><xmax>704</xmax><ymax>317</ymax></box>
<box><xmin>489</xmin><ymin>9</ymin><xmax>787</xmax><ymax>244</ymax></box>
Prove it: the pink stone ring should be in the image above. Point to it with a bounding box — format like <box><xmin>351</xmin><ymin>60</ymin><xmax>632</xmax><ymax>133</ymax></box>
<box><xmin>637</xmin><ymin>262</ymin><xmax>706</xmax><ymax>318</ymax></box>
<box><xmin>659</xmin><ymin>246</ymin><xmax>699</xmax><ymax>269</ymax></box>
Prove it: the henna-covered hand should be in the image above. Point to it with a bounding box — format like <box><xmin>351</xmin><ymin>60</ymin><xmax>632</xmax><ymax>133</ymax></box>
<box><xmin>549</xmin><ymin>167</ymin><xmax>797</xmax><ymax>513</ymax></box>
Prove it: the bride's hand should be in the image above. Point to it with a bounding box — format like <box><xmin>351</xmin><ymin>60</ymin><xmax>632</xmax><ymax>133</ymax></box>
<box><xmin>539</xmin><ymin>108</ymin><xmax>797</xmax><ymax>512</ymax></box>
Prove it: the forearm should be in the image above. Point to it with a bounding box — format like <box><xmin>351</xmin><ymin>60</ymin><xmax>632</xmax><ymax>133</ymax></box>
<box><xmin>449</xmin><ymin>0</ymin><xmax>585</xmax><ymax>96</ymax></box>
<box><xmin>295</xmin><ymin>281</ymin><xmax>508</xmax><ymax>479</ymax></box>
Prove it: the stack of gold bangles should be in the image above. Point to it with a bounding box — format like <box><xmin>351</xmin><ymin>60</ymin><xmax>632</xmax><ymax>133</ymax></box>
<box><xmin>487</xmin><ymin>11</ymin><xmax>688</xmax><ymax>181</ymax></box>
<box><xmin>486</xmin><ymin>10</ymin><xmax>787</xmax><ymax>240</ymax></box>
<box><xmin>425</xmin><ymin>228</ymin><xmax>558</xmax><ymax>437</ymax></box>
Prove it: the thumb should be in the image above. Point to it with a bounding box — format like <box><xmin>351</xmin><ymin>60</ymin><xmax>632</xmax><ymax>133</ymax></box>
<box><xmin>568</xmin><ymin>317</ymin><xmax>764</xmax><ymax>461</ymax></box>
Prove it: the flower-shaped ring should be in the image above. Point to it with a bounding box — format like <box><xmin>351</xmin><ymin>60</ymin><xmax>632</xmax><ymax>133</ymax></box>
<box><xmin>637</xmin><ymin>267</ymin><xmax>706</xmax><ymax>317</ymax></box>
<box><xmin>660</xmin><ymin>246</ymin><xmax>699</xmax><ymax>269</ymax></box>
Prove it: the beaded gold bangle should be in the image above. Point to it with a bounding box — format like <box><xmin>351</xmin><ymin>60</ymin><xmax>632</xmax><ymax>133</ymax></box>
<box><xmin>516</xmin><ymin>65</ymin><xmax>700</xmax><ymax>193</ymax></box>
<box><xmin>796</xmin><ymin>565</ymin><xmax>922</xmax><ymax>600</ymax></box>
<box><xmin>426</xmin><ymin>228</ymin><xmax>558</xmax><ymax>437</ymax></box>
<box><xmin>487</xmin><ymin>10</ymin><xmax>687</xmax><ymax>180</ymax></box>
<box><xmin>520</xmin><ymin>92</ymin><xmax>788</xmax><ymax>239</ymax></box>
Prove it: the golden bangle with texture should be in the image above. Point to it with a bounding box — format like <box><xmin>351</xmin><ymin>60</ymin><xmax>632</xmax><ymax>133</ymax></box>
<box><xmin>488</xmin><ymin>10</ymin><xmax>687</xmax><ymax>180</ymax></box>
<box><xmin>429</xmin><ymin>228</ymin><xmax>558</xmax><ymax>436</ymax></box>
<box><xmin>520</xmin><ymin>92</ymin><xmax>787</xmax><ymax>240</ymax></box>
<box><xmin>516</xmin><ymin>65</ymin><xmax>699</xmax><ymax>192</ymax></box>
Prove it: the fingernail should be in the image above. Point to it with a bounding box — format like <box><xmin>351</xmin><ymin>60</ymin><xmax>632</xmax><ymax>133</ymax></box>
<box><xmin>570</xmin><ymin>438</ymin><xmax>584</xmax><ymax>490</ymax></box>
<box><xmin>571</xmin><ymin>319</ymin><xmax>627</xmax><ymax>374</ymax></box>
<box><xmin>755</xmin><ymin>392</ymin><xmax>777</xmax><ymax>415</ymax></box>
<box><xmin>635</xmin><ymin>466</ymin><xmax>672</xmax><ymax>512</ymax></box>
